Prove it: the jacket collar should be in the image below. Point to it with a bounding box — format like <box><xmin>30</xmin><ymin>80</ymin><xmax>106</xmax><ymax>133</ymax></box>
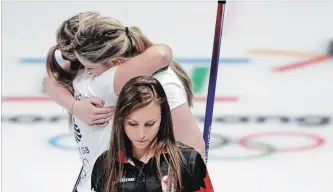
<box><xmin>116</xmin><ymin>148</ymin><xmax>168</xmax><ymax>164</ymax></box>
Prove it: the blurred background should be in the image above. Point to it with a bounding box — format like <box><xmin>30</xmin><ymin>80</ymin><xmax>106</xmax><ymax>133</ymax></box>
<box><xmin>2</xmin><ymin>1</ymin><xmax>333</xmax><ymax>192</ymax></box>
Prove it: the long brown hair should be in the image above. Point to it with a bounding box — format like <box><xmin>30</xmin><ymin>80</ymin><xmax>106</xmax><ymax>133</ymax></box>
<box><xmin>73</xmin><ymin>16</ymin><xmax>194</xmax><ymax>106</ymax></box>
<box><xmin>45</xmin><ymin>12</ymin><xmax>99</xmax><ymax>94</ymax></box>
<box><xmin>105</xmin><ymin>76</ymin><xmax>186</xmax><ymax>192</ymax></box>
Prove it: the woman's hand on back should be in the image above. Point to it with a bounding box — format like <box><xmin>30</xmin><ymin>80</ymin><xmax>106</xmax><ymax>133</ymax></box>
<box><xmin>72</xmin><ymin>98</ymin><xmax>114</xmax><ymax>127</ymax></box>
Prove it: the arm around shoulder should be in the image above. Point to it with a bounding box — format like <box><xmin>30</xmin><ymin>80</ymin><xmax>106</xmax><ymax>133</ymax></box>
<box><xmin>148</xmin><ymin>44</ymin><xmax>173</xmax><ymax>67</ymax></box>
<box><xmin>114</xmin><ymin>44</ymin><xmax>173</xmax><ymax>94</ymax></box>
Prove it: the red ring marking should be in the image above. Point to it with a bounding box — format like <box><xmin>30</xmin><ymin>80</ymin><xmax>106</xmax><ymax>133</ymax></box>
<box><xmin>239</xmin><ymin>131</ymin><xmax>325</xmax><ymax>152</ymax></box>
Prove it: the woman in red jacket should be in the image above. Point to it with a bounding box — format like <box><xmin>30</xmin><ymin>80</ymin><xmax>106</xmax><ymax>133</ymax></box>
<box><xmin>91</xmin><ymin>76</ymin><xmax>214</xmax><ymax>192</ymax></box>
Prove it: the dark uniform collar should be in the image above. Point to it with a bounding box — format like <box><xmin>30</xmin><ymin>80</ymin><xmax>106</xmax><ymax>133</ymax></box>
<box><xmin>116</xmin><ymin>148</ymin><xmax>168</xmax><ymax>164</ymax></box>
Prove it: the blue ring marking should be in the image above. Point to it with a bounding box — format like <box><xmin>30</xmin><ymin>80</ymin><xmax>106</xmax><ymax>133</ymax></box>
<box><xmin>48</xmin><ymin>132</ymin><xmax>76</xmax><ymax>151</ymax></box>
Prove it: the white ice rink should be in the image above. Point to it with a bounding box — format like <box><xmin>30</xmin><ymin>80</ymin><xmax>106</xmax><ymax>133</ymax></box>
<box><xmin>2</xmin><ymin>1</ymin><xmax>333</xmax><ymax>192</ymax></box>
<box><xmin>3</xmin><ymin>56</ymin><xmax>333</xmax><ymax>191</ymax></box>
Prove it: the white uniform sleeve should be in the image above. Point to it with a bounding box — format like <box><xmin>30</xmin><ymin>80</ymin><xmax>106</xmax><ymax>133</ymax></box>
<box><xmin>162</xmin><ymin>82</ymin><xmax>188</xmax><ymax>110</ymax></box>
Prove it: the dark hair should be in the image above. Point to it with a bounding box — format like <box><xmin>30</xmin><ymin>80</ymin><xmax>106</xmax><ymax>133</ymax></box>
<box><xmin>105</xmin><ymin>76</ymin><xmax>185</xmax><ymax>192</ymax></box>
